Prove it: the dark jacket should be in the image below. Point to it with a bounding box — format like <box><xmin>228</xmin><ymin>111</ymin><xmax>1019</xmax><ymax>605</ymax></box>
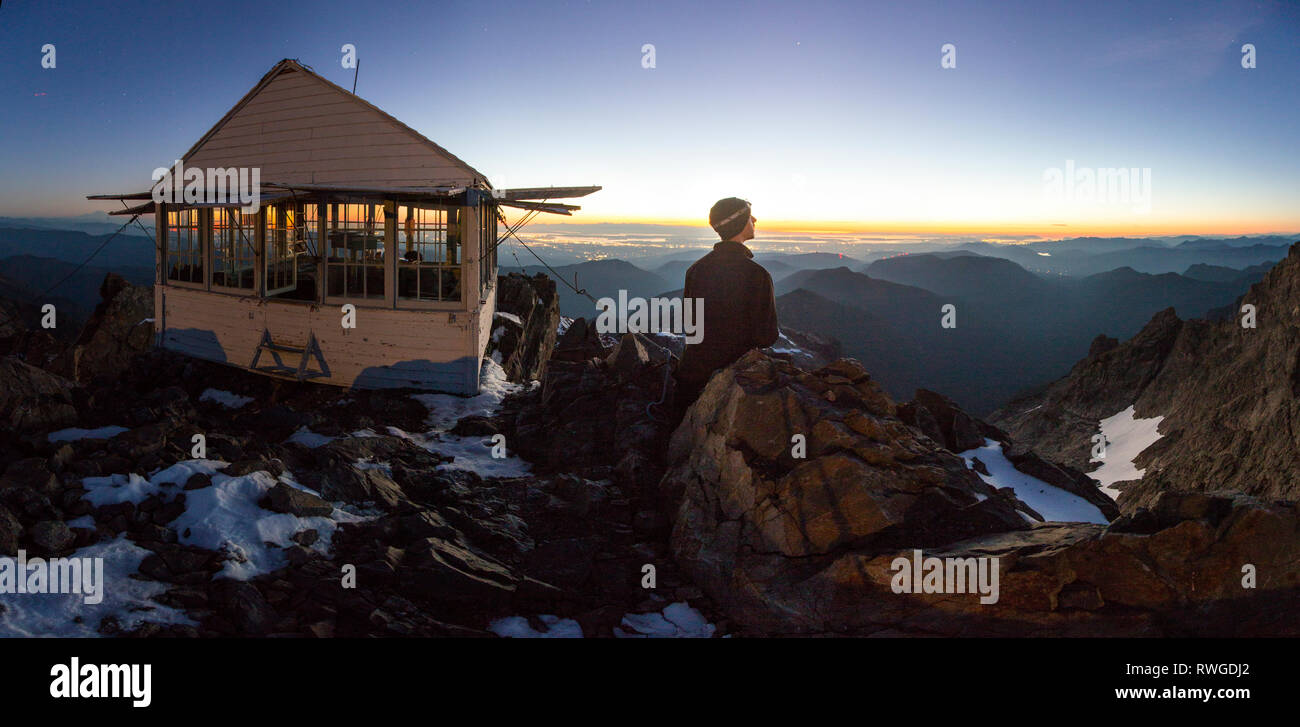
<box><xmin>676</xmin><ymin>240</ymin><xmax>779</xmax><ymax>390</ymax></box>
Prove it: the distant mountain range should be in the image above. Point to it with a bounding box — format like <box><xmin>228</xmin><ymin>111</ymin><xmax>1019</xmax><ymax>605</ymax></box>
<box><xmin>0</xmin><ymin>220</ymin><xmax>1288</xmax><ymax>415</ymax></box>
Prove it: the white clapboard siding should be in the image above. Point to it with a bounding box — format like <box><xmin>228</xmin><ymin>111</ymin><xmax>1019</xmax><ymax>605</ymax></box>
<box><xmin>183</xmin><ymin>61</ymin><xmax>488</xmax><ymax>189</ymax></box>
<box><xmin>156</xmin><ymin>286</ymin><xmax>482</xmax><ymax>393</ymax></box>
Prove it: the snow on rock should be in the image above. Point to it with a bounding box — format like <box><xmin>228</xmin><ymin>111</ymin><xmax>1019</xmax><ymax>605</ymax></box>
<box><xmin>411</xmin><ymin>358</ymin><xmax>523</xmax><ymax>431</ymax></box>
<box><xmin>384</xmin><ymin>426</ymin><xmax>532</xmax><ymax>478</ymax></box>
<box><xmin>287</xmin><ymin>427</ymin><xmax>338</xmax><ymax>448</ymax></box>
<box><xmin>768</xmin><ymin>332</ymin><xmax>805</xmax><ymax>355</ymax></box>
<box><xmin>488</xmin><ymin>615</ymin><xmax>583</xmax><ymax>638</ymax></box>
<box><xmin>959</xmin><ymin>438</ymin><xmax>1108</xmax><ymax>524</ymax></box>
<box><xmin>47</xmin><ymin>425</ymin><xmax>128</xmax><ymax>443</ymax></box>
<box><xmin>0</xmin><ymin>536</ymin><xmax>195</xmax><ymax>638</ymax></box>
<box><xmin>494</xmin><ymin>311</ymin><xmax>523</xmax><ymax>326</ymax></box>
<box><xmin>1088</xmin><ymin>405</ymin><xmax>1165</xmax><ymax>499</ymax></box>
<box><xmin>199</xmin><ymin>388</ymin><xmax>254</xmax><ymax>409</ymax></box>
<box><xmin>614</xmin><ymin>602</ymin><xmax>717</xmax><ymax>638</ymax></box>
<box><xmin>81</xmin><ymin>459</ymin><xmax>369</xmax><ymax>580</ymax></box>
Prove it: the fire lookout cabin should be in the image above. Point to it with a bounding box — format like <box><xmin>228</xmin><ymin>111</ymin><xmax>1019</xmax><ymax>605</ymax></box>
<box><xmin>90</xmin><ymin>59</ymin><xmax>598</xmax><ymax>395</ymax></box>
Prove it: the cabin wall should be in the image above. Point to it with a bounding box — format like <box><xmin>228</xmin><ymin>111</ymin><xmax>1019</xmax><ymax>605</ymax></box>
<box><xmin>470</xmin><ymin>285</ymin><xmax>498</xmax><ymax>391</ymax></box>
<box><xmin>185</xmin><ymin>68</ymin><xmax>480</xmax><ymax>187</ymax></box>
<box><xmin>157</xmin><ymin>286</ymin><xmax>480</xmax><ymax>393</ymax></box>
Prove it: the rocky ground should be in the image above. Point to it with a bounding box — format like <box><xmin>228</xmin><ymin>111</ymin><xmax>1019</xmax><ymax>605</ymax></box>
<box><xmin>1</xmin><ymin>270</ymin><xmax>1297</xmax><ymax>637</ymax></box>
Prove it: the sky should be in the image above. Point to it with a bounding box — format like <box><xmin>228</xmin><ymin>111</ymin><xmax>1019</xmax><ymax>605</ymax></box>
<box><xmin>1</xmin><ymin>0</ymin><xmax>1297</xmax><ymax>237</ymax></box>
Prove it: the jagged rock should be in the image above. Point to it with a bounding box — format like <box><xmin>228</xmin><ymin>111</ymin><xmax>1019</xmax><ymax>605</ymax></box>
<box><xmin>989</xmin><ymin>306</ymin><xmax>1183</xmax><ymax>473</ymax></box>
<box><xmin>29</xmin><ymin>520</ymin><xmax>74</xmax><ymax>555</ymax></box>
<box><xmin>766</xmin><ymin>327</ymin><xmax>843</xmax><ymax>371</ymax></box>
<box><xmin>662</xmin><ymin>352</ymin><xmax>1031</xmax><ymax>629</ymax></box>
<box><xmin>319</xmin><ymin>465</ymin><xmax>405</xmax><ymax>510</ymax></box>
<box><xmin>291</xmin><ymin>529</ymin><xmax>319</xmax><ymax>546</ymax></box>
<box><xmin>0</xmin><ymin>356</ymin><xmax>77</xmax><ymax>433</ymax></box>
<box><xmin>449</xmin><ymin>415</ymin><xmax>498</xmax><ymax>436</ymax></box>
<box><xmin>489</xmin><ymin>273</ymin><xmax>560</xmax><ymax>382</ymax></box>
<box><xmin>222</xmin><ymin>458</ymin><xmax>285</xmax><ymax>478</ymax></box>
<box><xmin>551</xmin><ymin>317</ymin><xmax>609</xmax><ymax>363</ymax></box>
<box><xmin>265</xmin><ymin>483</ymin><xmax>334</xmax><ymax>517</ymax></box>
<box><xmin>210</xmin><ymin>580</ymin><xmax>274</xmax><ymax>635</ymax></box>
<box><xmin>661</xmin><ymin>351</ymin><xmax>1300</xmax><ymax>636</ymax></box>
<box><xmin>506</xmin><ymin>348</ymin><xmax>668</xmax><ymax>484</ymax></box>
<box><xmin>605</xmin><ymin>332</ymin><xmax>670</xmax><ymax>381</ymax></box>
<box><xmin>2</xmin><ymin>458</ymin><xmax>60</xmax><ymax>497</ymax></box>
<box><xmin>399</xmin><ymin>537</ymin><xmax>518</xmax><ymax>608</ymax></box>
<box><xmin>992</xmin><ymin>240</ymin><xmax>1300</xmax><ymax>508</ymax></box>
<box><xmin>0</xmin><ymin>506</ymin><xmax>22</xmax><ymax>555</ymax></box>
<box><xmin>55</xmin><ymin>273</ymin><xmax>154</xmax><ymax>384</ymax></box>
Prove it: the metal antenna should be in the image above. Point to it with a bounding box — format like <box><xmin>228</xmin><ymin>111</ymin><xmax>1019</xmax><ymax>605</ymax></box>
<box><xmin>352</xmin><ymin>57</ymin><xmax>361</xmax><ymax>94</ymax></box>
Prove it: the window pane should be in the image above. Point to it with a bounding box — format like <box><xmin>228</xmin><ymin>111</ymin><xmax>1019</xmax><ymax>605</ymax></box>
<box><xmin>396</xmin><ymin>205</ymin><xmax>460</xmax><ymax>302</ymax></box>
<box><xmin>165</xmin><ymin>208</ymin><xmax>203</xmax><ymax>284</ymax></box>
<box><xmin>326</xmin><ymin>203</ymin><xmax>385</xmax><ymax>299</ymax></box>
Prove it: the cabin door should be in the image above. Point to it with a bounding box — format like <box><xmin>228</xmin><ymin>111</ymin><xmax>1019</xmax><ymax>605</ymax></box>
<box><xmin>265</xmin><ymin>204</ymin><xmax>301</xmax><ymax>297</ymax></box>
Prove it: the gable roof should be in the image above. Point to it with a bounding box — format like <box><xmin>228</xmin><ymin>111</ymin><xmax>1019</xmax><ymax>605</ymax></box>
<box><xmin>181</xmin><ymin>59</ymin><xmax>489</xmax><ymax>188</ymax></box>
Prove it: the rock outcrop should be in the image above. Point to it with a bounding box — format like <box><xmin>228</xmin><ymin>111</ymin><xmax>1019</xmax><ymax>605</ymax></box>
<box><xmin>661</xmin><ymin>350</ymin><xmax>1300</xmax><ymax>636</ymax></box>
<box><xmin>489</xmin><ymin>273</ymin><xmax>560</xmax><ymax>383</ymax></box>
<box><xmin>55</xmin><ymin>273</ymin><xmax>153</xmax><ymax>384</ymax></box>
<box><xmin>0</xmin><ymin>356</ymin><xmax>77</xmax><ymax>436</ymax></box>
<box><xmin>992</xmin><ymin>240</ymin><xmax>1300</xmax><ymax>510</ymax></box>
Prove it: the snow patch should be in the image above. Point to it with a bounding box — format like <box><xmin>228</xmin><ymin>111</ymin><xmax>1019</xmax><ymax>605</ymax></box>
<box><xmin>411</xmin><ymin>358</ymin><xmax>522</xmax><ymax>431</ymax></box>
<box><xmin>489</xmin><ymin>615</ymin><xmax>583</xmax><ymax>638</ymax></box>
<box><xmin>614</xmin><ymin>602</ymin><xmax>716</xmax><ymax>638</ymax></box>
<box><xmin>200</xmin><ymin>388</ymin><xmax>253</xmax><ymax>409</ymax></box>
<box><xmin>1089</xmin><ymin>405</ymin><xmax>1165</xmax><ymax>499</ymax></box>
<box><xmin>287</xmin><ymin>427</ymin><xmax>337</xmax><ymax>448</ymax></box>
<box><xmin>81</xmin><ymin>459</ymin><xmax>369</xmax><ymax>580</ymax></box>
<box><xmin>384</xmin><ymin>426</ymin><xmax>532</xmax><ymax>478</ymax></box>
<box><xmin>959</xmin><ymin>438</ymin><xmax>1108</xmax><ymax>524</ymax></box>
<box><xmin>494</xmin><ymin>311</ymin><xmax>522</xmax><ymax>326</ymax></box>
<box><xmin>0</xmin><ymin>536</ymin><xmax>195</xmax><ymax>637</ymax></box>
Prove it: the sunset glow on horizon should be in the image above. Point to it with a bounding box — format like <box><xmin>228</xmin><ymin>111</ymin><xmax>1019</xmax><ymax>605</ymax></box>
<box><xmin>2</xmin><ymin>0</ymin><xmax>1297</xmax><ymax>239</ymax></box>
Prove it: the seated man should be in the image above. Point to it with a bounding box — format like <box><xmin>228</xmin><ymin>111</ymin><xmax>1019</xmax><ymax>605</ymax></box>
<box><xmin>672</xmin><ymin>197</ymin><xmax>779</xmax><ymax>425</ymax></box>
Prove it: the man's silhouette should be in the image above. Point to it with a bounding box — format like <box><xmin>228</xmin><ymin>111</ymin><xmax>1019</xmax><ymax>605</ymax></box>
<box><xmin>672</xmin><ymin>197</ymin><xmax>779</xmax><ymax>426</ymax></box>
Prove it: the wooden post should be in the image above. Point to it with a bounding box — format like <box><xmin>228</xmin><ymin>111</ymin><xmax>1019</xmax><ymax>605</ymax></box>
<box><xmin>155</xmin><ymin>202</ymin><xmax>167</xmax><ymax>286</ymax></box>
<box><xmin>384</xmin><ymin>199</ymin><xmax>396</xmax><ymax>309</ymax></box>
<box><xmin>316</xmin><ymin>202</ymin><xmax>326</xmax><ymax>304</ymax></box>
<box><xmin>202</xmin><ymin>208</ymin><xmax>212</xmax><ymax>292</ymax></box>
<box><xmin>254</xmin><ymin>206</ymin><xmax>265</xmax><ymax>297</ymax></box>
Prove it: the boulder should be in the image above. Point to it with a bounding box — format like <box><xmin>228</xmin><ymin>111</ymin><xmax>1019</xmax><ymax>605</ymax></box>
<box><xmin>0</xmin><ymin>356</ymin><xmax>77</xmax><ymax>433</ymax></box>
<box><xmin>265</xmin><ymin>483</ymin><xmax>334</xmax><ymax>518</ymax></box>
<box><xmin>0</xmin><ymin>506</ymin><xmax>22</xmax><ymax>555</ymax></box>
<box><xmin>29</xmin><ymin>520</ymin><xmax>74</xmax><ymax>555</ymax></box>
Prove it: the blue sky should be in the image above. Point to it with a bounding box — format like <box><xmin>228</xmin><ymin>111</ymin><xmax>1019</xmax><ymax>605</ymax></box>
<box><xmin>1</xmin><ymin>0</ymin><xmax>1297</xmax><ymax>235</ymax></box>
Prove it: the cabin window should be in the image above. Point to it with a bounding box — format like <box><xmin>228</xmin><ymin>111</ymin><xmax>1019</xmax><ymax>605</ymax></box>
<box><xmin>397</xmin><ymin>205</ymin><xmax>461</xmax><ymax>302</ymax></box>
<box><xmin>165</xmin><ymin>208</ymin><xmax>203</xmax><ymax>285</ymax></box>
<box><xmin>265</xmin><ymin>203</ymin><xmax>318</xmax><ymax>300</ymax></box>
<box><xmin>478</xmin><ymin>203</ymin><xmax>498</xmax><ymax>294</ymax></box>
<box><xmin>326</xmin><ymin>203</ymin><xmax>385</xmax><ymax>300</ymax></box>
<box><xmin>212</xmin><ymin>208</ymin><xmax>255</xmax><ymax>290</ymax></box>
